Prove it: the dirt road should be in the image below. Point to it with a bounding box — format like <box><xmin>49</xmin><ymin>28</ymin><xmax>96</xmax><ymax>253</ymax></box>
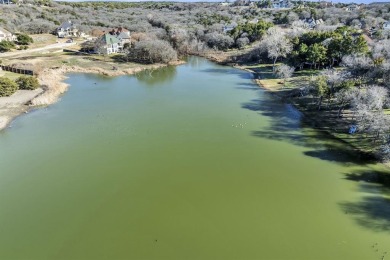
<box><xmin>0</xmin><ymin>42</ymin><xmax>76</xmax><ymax>58</ymax></box>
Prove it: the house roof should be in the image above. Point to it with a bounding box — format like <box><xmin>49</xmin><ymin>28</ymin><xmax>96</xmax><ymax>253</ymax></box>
<box><xmin>107</xmin><ymin>27</ymin><xmax>130</xmax><ymax>38</ymax></box>
<box><xmin>98</xmin><ymin>33</ymin><xmax>120</xmax><ymax>45</ymax></box>
<box><xmin>58</xmin><ymin>21</ymin><xmax>73</xmax><ymax>30</ymax></box>
<box><xmin>110</xmin><ymin>27</ymin><xmax>129</xmax><ymax>34</ymax></box>
<box><xmin>116</xmin><ymin>31</ymin><xmax>130</xmax><ymax>39</ymax></box>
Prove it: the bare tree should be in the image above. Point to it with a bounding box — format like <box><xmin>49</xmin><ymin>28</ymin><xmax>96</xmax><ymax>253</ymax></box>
<box><xmin>349</xmin><ymin>86</ymin><xmax>389</xmax><ymax>141</ymax></box>
<box><xmin>275</xmin><ymin>64</ymin><xmax>294</xmax><ymax>87</ymax></box>
<box><xmin>382</xmin><ymin>62</ymin><xmax>390</xmax><ymax>88</ymax></box>
<box><xmin>320</xmin><ymin>69</ymin><xmax>344</xmax><ymax>95</ymax></box>
<box><xmin>342</xmin><ymin>55</ymin><xmax>374</xmax><ymax>83</ymax></box>
<box><xmin>261</xmin><ymin>28</ymin><xmax>292</xmax><ymax>71</ymax></box>
<box><xmin>334</xmin><ymin>88</ymin><xmax>355</xmax><ymax>118</ymax></box>
<box><xmin>204</xmin><ymin>32</ymin><xmax>234</xmax><ymax>51</ymax></box>
<box><xmin>236</xmin><ymin>37</ymin><xmax>249</xmax><ymax>49</ymax></box>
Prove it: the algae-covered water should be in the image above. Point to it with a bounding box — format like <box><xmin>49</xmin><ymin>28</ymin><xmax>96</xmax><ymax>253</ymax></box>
<box><xmin>0</xmin><ymin>57</ymin><xmax>389</xmax><ymax>259</ymax></box>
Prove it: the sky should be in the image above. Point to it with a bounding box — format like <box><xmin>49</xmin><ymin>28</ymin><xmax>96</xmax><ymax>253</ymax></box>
<box><xmin>58</xmin><ymin>0</ymin><xmax>390</xmax><ymax>3</ymax></box>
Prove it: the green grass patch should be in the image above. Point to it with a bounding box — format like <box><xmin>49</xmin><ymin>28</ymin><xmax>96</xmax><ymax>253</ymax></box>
<box><xmin>0</xmin><ymin>71</ymin><xmax>22</xmax><ymax>81</ymax></box>
<box><xmin>242</xmin><ymin>63</ymin><xmax>319</xmax><ymax>92</ymax></box>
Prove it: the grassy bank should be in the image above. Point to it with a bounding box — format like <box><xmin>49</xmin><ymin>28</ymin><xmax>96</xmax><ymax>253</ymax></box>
<box><xmin>0</xmin><ymin>70</ymin><xmax>21</xmax><ymax>81</ymax></box>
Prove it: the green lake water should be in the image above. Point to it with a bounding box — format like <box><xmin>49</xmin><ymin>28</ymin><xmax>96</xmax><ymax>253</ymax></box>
<box><xmin>0</xmin><ymin>57</ymin><xmax>390</xmax><ymax>259</ymax></box>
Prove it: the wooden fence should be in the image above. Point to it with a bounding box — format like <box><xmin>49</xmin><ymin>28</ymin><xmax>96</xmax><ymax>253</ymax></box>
<box><xmin>0</xmin><ymin>65</ymin><xmax>34</xmax><ymax>76</ymax></box>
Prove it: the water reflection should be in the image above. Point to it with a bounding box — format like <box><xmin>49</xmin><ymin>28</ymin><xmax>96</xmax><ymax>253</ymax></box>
<box><xmin>135</xmin><ymin>65</ymin><xmax>177</xmax><ymax>86</ymax></box>
<box><xmin>82</xmin><ymin>73</ymin><xmax>116</xmax><ymax>82</ymax></box>
<box><xmin>185</xmin><ymin>56</ymin><xmax>209</xmax><ymax>68</ymax></box>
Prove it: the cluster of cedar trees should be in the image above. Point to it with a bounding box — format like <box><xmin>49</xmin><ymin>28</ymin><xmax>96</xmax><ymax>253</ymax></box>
<box><xmin>0</xmin><ymin>34</ymin><xmax>33</xmax><ymax>53</ymax></box>
<box><xmin>0</xmin><ymin>76</ymin><xmax>40</xmax><ymax>97</ymax></box>
<box><xmin>288</xmin><ymin>27</ymin><xmax>369</xmax><ymax>69</ymax></box>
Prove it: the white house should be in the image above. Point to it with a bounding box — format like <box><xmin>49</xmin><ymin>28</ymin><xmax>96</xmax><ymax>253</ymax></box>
<box><xmin>383</xmin><ymin>21</ymin><xmax>390</xmax><ymax>30</ymax></box>
<box><xmin>222</xmin><ymin>24</ymin><xmax>237</xmax><ymax>33</ymax></box>
<box><xmin>57</xmin><ymin>21</ymin><xmax>78</xmax><ymax>38</ymax></box>
<box><xmin>345</xmin><ymin>4</ymin><xmax>360</xmax><ymax>11</ymax></box>
<box><xmin>272</xmin><ymin>0</ymin><xmax>294</xmax><ymax>8</ymax></box>
<box><xmin>94</xmin><ymin>33</ymin><xmax>120</xmax><ymax>54</ymax></box>
<box><xmin>108</xmin><ymin>27</ymin><xmax>131</xmax><ymax>48</ymax></box>
<box><xmin>301</xmin><ymin>18</ymin><xmax>324</xmax><ymax>29</ymax></box>
<box><xmin>220</xmin><ymin>2</ymin><xmax>231</xmax><ymax>6</ymax></box>
<box><xmin>0</xmin><ymin>27</ymin><xmax>16</xmax><ymax>42</ymax></box>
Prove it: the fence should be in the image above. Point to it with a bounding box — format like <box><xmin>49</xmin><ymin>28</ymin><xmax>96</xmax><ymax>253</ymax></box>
<box><xmin>0</xmin><ymin>65</ymin><xmax>34</xmax><ymax>76</ymax></box>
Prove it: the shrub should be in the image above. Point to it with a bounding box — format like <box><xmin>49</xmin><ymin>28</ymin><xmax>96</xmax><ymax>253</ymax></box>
<box><xmin>275</xmin><ymin>64</ymin><xmax>295</xmax><ymax>86</ymax></box>
<box><xmin>16</xmin><ymin>33</ymin><xmax>34</xmax><ymax>45</ymax></box>
<box><xmin>0</xmin><ymin>77</ymin><xmax>18</xmax><ymax>97</ymax></box>
<box><xmin>204</xmin><ymin>32</ymin><xmax>234</xmax><ymax>51</ymax></box>
<box><xmin>0</xmin><ymin>41</ymin><xmax>15</xmax><ymax>53</ymax></box>
<box><xmin>15</xmin><ymin>76</ymin><xmax>40</xmax><ymax>90</ymax></box>
<box><xmin>236</xmin><ymin>37</ymin><xmax>250</xmax><ymax>49</ymax></box>
<box><xmin>128</xmin><ymin>40</ymin><xmax>177</xmax><ymax>64</ymax></box>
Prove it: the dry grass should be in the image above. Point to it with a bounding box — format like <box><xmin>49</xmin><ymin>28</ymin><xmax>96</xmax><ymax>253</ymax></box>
<box><xmin>29</xmin><ymin>34</ymin><xmax>58</xmax><ymax>49</ymax></box>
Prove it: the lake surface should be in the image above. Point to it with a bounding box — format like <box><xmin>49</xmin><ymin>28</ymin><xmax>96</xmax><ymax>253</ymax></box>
<box><xmin>1</xmin><ymin>57</ymin><xmax>390</xmax><ymax>259</ymax></box>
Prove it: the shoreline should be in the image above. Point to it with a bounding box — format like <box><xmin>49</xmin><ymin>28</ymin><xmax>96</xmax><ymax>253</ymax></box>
<box><xmin>0</xmin><ymin>54</ymin><xmax>386</xmax><ymax>165</ymax></box>
<box><xmin>0</xmin><ymin>60</ymin><xmax>185</xmax><ymax>131</ymax></box>
<box><xmin>230</xmin><ymin>63</ymin><xmax>382</xmax><ymax>163</ymax></box>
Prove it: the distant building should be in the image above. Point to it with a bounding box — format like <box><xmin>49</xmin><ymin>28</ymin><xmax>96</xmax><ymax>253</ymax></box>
<box><xmin>301</xmin><ymin>18</ymin><xmax>324</xmax><ymax>29</ymax></box>
<box><xmin>57</xmin><ymin>21</ymin><xmax>78</xmax><ymax>38</ymax></box>
<box><xmin>383</xmin><ymin>21</ymin><xmax>390</xmax><ymax>30</ymax></box>
<box><xmin>220</xmin><ymin>1</ymin><xmax>231</xmax><ymax>6</ymax></box>
<box><xmin>0</xmin><ymin>27</ymin><xmax>16</xmax><ymax>42</ymax></box>
<box><xmin>107</xmin><ymin>27</ymin><xmax>131</xmax><ymax>48</ymax></box>
<box><xmin>233</xmin><ymin>0</ymin><xmax>251</xmax><ymax>6</ymax></box>
<box><xmin>272</xmin><ymin>0</ymin><xmax>294</xmax><ymax>8</ymax></box>
<box><xmin>345</xmin><ymin>4</ymin><xmax>360</xmax><ymax>11</ymax></box>
<box><xmin>367</xmin><ymin>27</ymin><xmax>377</xmax><ymax>37</ymax></box>
<box><xmin>222</xmin><ymin>24</ymin><xmax>237</xmax><ymax>33</ymax></box>
<box><xmin>90</xmin><ymin>27</ymin><xmax>131</xmax><ymax>54</ymax></box>
<box><xmin>94</xmin><ymin>33</ymin><xmax>121</xmax><ymax>54</ymax></box>
<box><xmin>319</xmin><ymin>1</ymin><xmax>333</xmax><ymax>8</ymax></box>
